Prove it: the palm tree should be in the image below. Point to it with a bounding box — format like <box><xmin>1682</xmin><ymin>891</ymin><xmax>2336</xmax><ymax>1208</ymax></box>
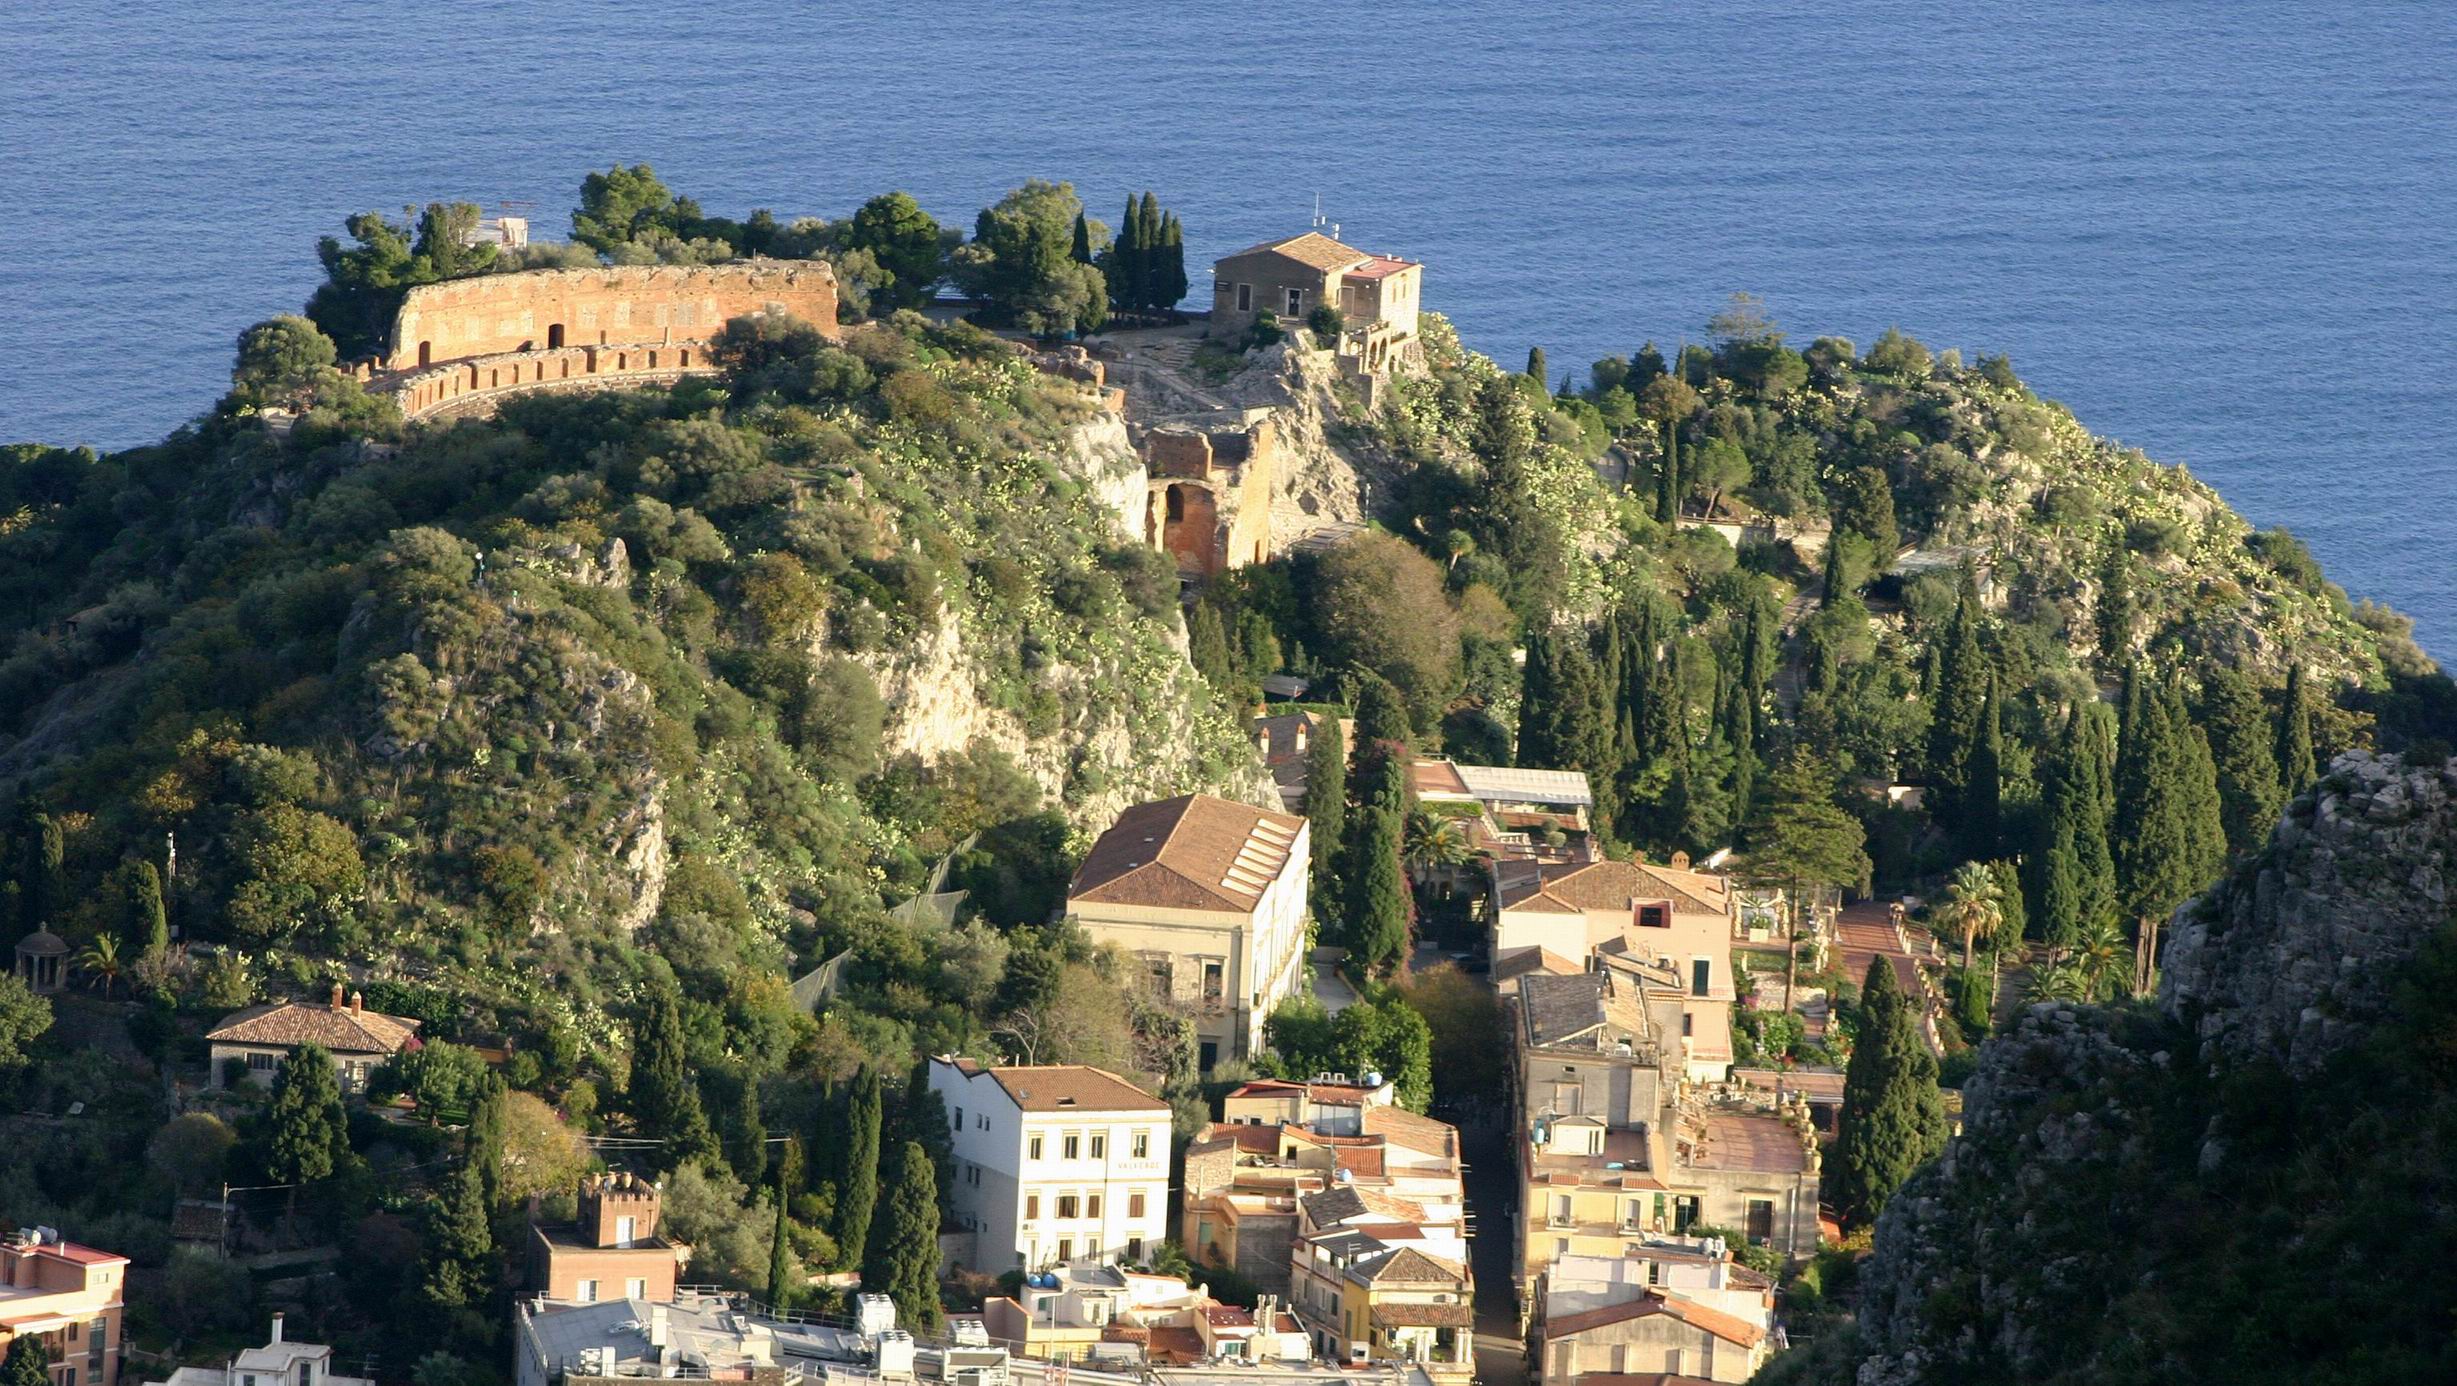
<box><xmin>1402</xmin><ymin>811</ymin><xmax>1470</xmax><ymax>885</ymax></box>
<box><xmin>77</xmin><ymin>934</ymin><xmax>124</xmax><ymax>997</ymax></box>
<box><xmin>2071</xmin><ymin>916</ymin><xmax>2129</xmax><ymax>1002</ymax></box>
<box><xmin>2028</xmin><ymin>958</ymin><xmax>2092</xmax><ymax>1004</ymax></box>
<box><xmin>1938</xmin><ymin>861</ymin><xmax>2005</xmax><ymax>970</ymax></box>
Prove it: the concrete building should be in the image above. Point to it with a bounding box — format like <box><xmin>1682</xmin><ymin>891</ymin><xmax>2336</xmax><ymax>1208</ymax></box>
<box><xmin>146</xmin><ymin>1316</ymin><xmax>372</xmax><ymax>1386</ymax></box>
<box><xmin>1493</xmin><ymin>855</ymin><xmax>1739</xmax><ymax>1082</ymax></box>
<box><xmin>206</xmin><ymin>984</ymin><xmax>421</xmax><ymax>1095</ymax></box>
<box><xmin>979</xmin><ymin>1265</ymin><xmax>1307</xmax><ymax>1367</ymax></box>
<box><xmin>1211</xmin><ymin>233</ymin><xmax>1422</xmax><ymax>374</ymax></box>
<box><xmin>1247</xmin><ymin>711</ymin><xmax>1348</xmax><ymax>815</ymax></box>
<box><xmin>1066</xmin><ymin>795</ymin><xmax>1310</xmax><ymax>1070</ymax></box>
<box><xmin>1508</xmin><ymin>970</ymin><xmax>1818</xmax><ymax>1306</ymax></box>
<box><xmin>1529</xmin><ymin>1290</ymin><xmax>1769</xmax><ymax>1385</ymax></box>
<box><xmin>0</xmin><ymin>1228</ymin><xmax>127</xmax><ymax>1386</ymax></box>
<box><xmin>513</xmin><ymin>1289</ymin><xmax>879</xmax><ymax>1386</ymax></box>
<box><xmin>529</xmin><ymin>1173</ymin><xmax>684</xmax><ymax>1305</ymax></box>
<box><xmin>927</xmin><ymin>1059</ymin><xmax>1173</xmax><ymax>1274</ymax></box>
<box><xmin>1219</xmin><ymin>1075</ymin><xmax>1397</xmax><ymax>1134</ymax></box>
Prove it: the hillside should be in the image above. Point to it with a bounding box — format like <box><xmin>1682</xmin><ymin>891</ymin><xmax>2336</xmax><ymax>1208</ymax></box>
<box><xmin>1809</xmin><ymin>752</ymin><xmax>2457</xmax><ymax>1385</ymax></box>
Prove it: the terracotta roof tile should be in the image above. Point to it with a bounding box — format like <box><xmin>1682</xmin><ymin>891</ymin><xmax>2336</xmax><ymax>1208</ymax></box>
<box><xmin>1497</xmin><ymin>858</ymin><xmax>1730</xmax><ymax>917</ymax></box>
<box><xmin>1360</xmin><ymin>1105</ymin><xmax>1461</xmax><ymax>1158</ymax></box>
<box><xmin>1221</xmin><ymin>231</ymin><xmax>1372</xmax><ymax>274</ymax></box>
<box><xmin>1543</xmin><ymin>1291</ymin><xmax>1764</xmax><ymax>1348</ymax></box>
<box><xmin>1070</xmin><ymin>795</ymin><xmax>1304</xmax><ymax>914</ymax></box>
<box><xmin>943</xmin><ymin>1061</ymin><xmax>1168</xmax><ymax>1113</ymax></box>
<box><xmin>207</xmin><ymin>998</ymin><xmax>421</xmax><ymax>1056</ymax></box>
<box><xmin>1353</xmin><ymin>1246</ymin><xmax>1467</xmax><ymax>1286</ymax></box>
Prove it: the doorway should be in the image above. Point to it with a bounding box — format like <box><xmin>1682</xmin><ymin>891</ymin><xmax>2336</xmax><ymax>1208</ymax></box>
<box><xmin>417</xmin><ymin>340</ymin><xmax>431</xmax><ymax>367</ymax></box>
<box><xmin>548</xmin><ymin>323</ymin><xmax>565</xmax><ymax>349</ymax></box>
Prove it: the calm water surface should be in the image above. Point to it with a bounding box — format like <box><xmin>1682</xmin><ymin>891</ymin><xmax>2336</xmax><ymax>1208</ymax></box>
<box><xmin>4</xmin><ymin>2</ymin><xmax>2453</xmax><ymax>652</ymax></box>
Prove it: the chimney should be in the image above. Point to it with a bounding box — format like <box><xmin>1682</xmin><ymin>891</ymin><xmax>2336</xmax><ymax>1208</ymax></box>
<box><xmin>350</xmin><ymin>990</ymin><xmax>363</xmax><ymax>1016</ymax></box>
<box><xmin>270</xmin><ymin>1313</ymin><xmax>285</xmax><ymax>1345</ymax></box>
<box><xmin>329</xmin><ymin>982</ymin><xmax>344</xmax><ymax>1009</ymax></box>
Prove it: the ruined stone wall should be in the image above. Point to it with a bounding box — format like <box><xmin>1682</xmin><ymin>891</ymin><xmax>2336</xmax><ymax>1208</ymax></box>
<box><xmin>379</xmin><ymin>342</ymin><xmax>712</xmax><ymax>420</ymax></box>
<box><xmin>384</xmin><ymin>261</ymin><xmax>837</xmax><ymax>371</ymax></box>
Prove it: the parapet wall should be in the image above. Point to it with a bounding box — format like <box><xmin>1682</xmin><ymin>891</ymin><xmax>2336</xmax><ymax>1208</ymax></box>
<box><xmin>384</xmin><ymin>261</ymin><xmax>837</xmax><ymax>372</ymax></box>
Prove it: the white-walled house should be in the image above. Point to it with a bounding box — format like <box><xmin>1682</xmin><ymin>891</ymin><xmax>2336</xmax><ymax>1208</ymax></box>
<box><xmin>1065</xmin><ymin>795</ymin><xmax>1310</xmax><ymax>1070</ymax></box>
<box><xmin>928</xmin><ymin>1059</ymin><xmax>1174</xmax><ymax>1274</ymax></box>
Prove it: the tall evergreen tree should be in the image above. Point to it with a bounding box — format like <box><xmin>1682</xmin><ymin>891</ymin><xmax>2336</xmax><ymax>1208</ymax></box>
<box><xmin>123</xmin><ymin>858</ymin><xmax>169</xmax><ymax>957</ymax></box>
<box><xmin>1525</xmin><ymin>346</ymin><xmax>1548</xmax><ymax>387</ymax></box>
<box><xmin>630</xmin><ymin>971</ymin><xmax>718</xmax><ymax>1168</ymax></box>
<box><xmin>1105</xmin><ymin>196</ymin><xmax>1144</xmax><ymax>311</ymax></box>
<box><xmin>866</xmin><ymin>1140</ymin><xmax>945</xmax><ymax>1334</ymax></box>
<box><xmin>832</xmin><ymin>1065</ymin><xmax>884</xmax><ymax>1269</ymax></box>
<box><xmin>1347</xmin><ymin>760</ymin><xmax>1412</xmax><ymax>971</ymax></box>
<box><xmin>2114</xmin><ymin>674</ymin><xmax>2220</xmax><ymax>993</ymax></box>
<box><xmin>1925</xmin><ymin>585</ymin><xmax>1989</xmax><ymax>820</ymax></box>
<box><xmin>420</xmin><ymin>1161</ymin><xmax>495</xmax><ymax>1309</ymax></box>
<box><xmin>468</xmin><ymin>1075</ymin><xmax>507</xmax><ymax>1209</ymax></box>
<box><xmin>267</xmin><ymin>1043</ymin><xmax>351</xmax><ymax>1191</ymax></box>
<box><xmin>2</xmin><ymin>1337</ymin><xmax>49</xmax><ymax>1386</ymax></box>
<box><xmin>1833</xmin><ymin>957</ymin><xmax>1948</xmax><ymax>1228</ymax></box>
<box><xmin>1546</xmin><ymin>642</ymin><xmax>1612</xmax><ymax>776</ymax></box>
<box><xmin>1069</xmin><ymin>211</ymin><xmax>1094</xmax><ymax>266</ymax></box>
<box><xmin>767</xmin><ymin>1172</ymin><xmax>800</xmax><ymax>1310</ymax></box>
<box><xmin>900</xmin><ymin>1061</ymin><xmax>956</xmax><ymax>1222</ymax></box>
<box><xmin>2172</xmin><ymin>684</ymin><xmax>2228</xmax><ymax>886</ymax></box>
<box><xmin>715</xmin><ymin>1064</ymin><xmax>768</xmax><ymax>1189</ymax></box>
<box><xmin>1306</xmin><ymin>716</ymin><xmax>1347</xmax><ymax>904</ymax></box>
<box><xmin>1961</xmin><ymin>677</ymin><xmax>2003</xmax><ymax>860</ymax></box>
<box><xmin>1157</xmin><ymin>212</ymin><xmax>1188</xmax><ymax>311</ymax></box>
<box><xmin>2036</xmin><ymin>823</ymin><xmax>2087</xmax><ymax>952</ymax></box>
<box><xmin>1516</xmin><ymin>630</ymin><xmax>1558</xmax><ymax>767</ymax></box>
<box><xmin>1349</xmin><ymin>667</ymin><xmax>1414</xmax><ymax>750</ymax></box>
<box><xmin>2276</xmin><ymin>663</ymin><xmax>2318</xmax><ymax>797</ymax></box>
<box><xmin>1655</xmin><ymin>421</ymin><xmax>1680</xmax><ymax>523</ymax></box>
<box><xmin>2200</xmin><ymin>666</ymin><xmax>2284</xmax><ymax>857</ymax></box>
<box><xmin>2073</xmin><ymin>702</ymin><xmax>2120</xmax><ymax>918</ymax></box>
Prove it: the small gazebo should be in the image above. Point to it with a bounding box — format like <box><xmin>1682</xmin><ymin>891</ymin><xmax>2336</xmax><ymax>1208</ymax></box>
<box><xmin>14</xmin><ymin>928</ymin><xmax>68</xmax><ymax>995</ymax></box>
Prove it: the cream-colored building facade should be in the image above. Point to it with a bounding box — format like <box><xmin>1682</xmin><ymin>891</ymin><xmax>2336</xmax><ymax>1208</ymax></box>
<box><xmin>1067</xmin><ymin>795</ymin><xmax>1310</xmax><ymax>1070</ymax></box>
<box><xmin>929</xmin><ymin>1060</ymin><xmax>1174</xmax><ymax>1275</ymax></box>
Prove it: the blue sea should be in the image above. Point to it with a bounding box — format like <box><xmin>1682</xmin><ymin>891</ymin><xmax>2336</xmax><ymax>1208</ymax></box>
<box><xmin>4</xmin><ymin>2</ymin><xmax>2453</xmax><ymax>654</ymax></box>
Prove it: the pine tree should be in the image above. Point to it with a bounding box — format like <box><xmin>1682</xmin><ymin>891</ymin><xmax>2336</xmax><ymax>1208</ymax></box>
<box><xmin>2277</xmin><ymin>663</ymin><xmax>2318</xmax><ymax>797</ymax></box>
<box><xmin>767</xmin><ymin>1173</ymin><xmax>800</xmax><ymax>1310</ymax></box>
<box><xmin>123</xmin><ymin>858</ymin><xmax>169</xmax><ymax>957</ymax></box>
<box><xmin>832</xmin><ymin>1066</ymin><xmax>883</xmax><ymax>1269</ymax></box>
<box><xmin>630</xmin><ymin>971</ymin><xmax>718</xmax><ymax>1168</ymax></box>
<box><xmin>266</xmin><ymin>1043</ymin><xmax>350</xmax><ymax>1188</ymax></box>
<box><xmin>1833</xmin><ymin>956</ymin><xmax>1947</xmax><ymax>1228</ymax></box>
<box><xmin>2201</xmin><ymin>666</ymin><xmax>2284</xmax><ymax>857</ymax></box>
<box><xmin>866</xmin><ymin>1140</ymin><xmax>944</xmax><ymax>1334</ymax></box>
<box><xmin>1306</xmin><ymin>716</ymin><xmax>1347</xmax><ymax>904</ymax></box>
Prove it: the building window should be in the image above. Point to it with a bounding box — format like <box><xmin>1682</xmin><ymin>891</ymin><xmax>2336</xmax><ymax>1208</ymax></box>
<box><xmin>1129</xmin><ymin>1191</ymin><xmax>1147</xmax><ymax>1218</ymax></box>
<box><xmin>626</xmin><ymin>1278</ymin><xmax>647</xmax><ymax>1300</ymax></box>
<box><xmin>1088</xmin><ymin>1194</ymin><xmax>1102</xmax><ymax>1218</ymax></box>
<box><xmin>1202</xmin><ymin>961</ymin><xmax>1224</xmax><ymax>1001</ymax></box>
<box><xmin>615</xmin><ymin>1215</ymin><xmax>637</xmax><ymax>1246</ymax></box>
<box><xmin>1029</xmin><ymin>1136</ymin><xmax>1044</xmax><ymax>1160</ymax></box>
<box><xmin>1026</xmin><ymin>1195</ymin><xmax>1041</xmax><ymax>1220</ymax></box>
<box><xmin>1236</xmin><ymin>283</ymin><xmax>1252</xmax><ymax>312</ymax></box>
<box><xmin>1132</xmin><ymin>1132</ymin><xmax>1150</xmax><ymax>1159</ymax></box>
<box><xmin>978</xmin><ymin>1114</ymin><xmax>988</xmax><ymax>1130</ymax></box>
<box><xmin>1692</xmin><ymin>958</ymin><xmax>1712</xmax><ymax>996</ymax></box>
<box><xmin>1056</xmin><ymin>1238</ymin><xmax>1074</xmax><ymax>1262</ymax></box>
<box><xmin>1681</xmin><ymin>1013</ymin><xmax>1694</xmax><ymax>1038</ymax></box>
<box><xmin>1126</xmin><ymin>1237</ymin><xmax>1145</xmax><ymax>1262</ymax></box>
<box><xmin>1090</xmin><ymin>1134</ymin><xmax>1106</xmax><ymax>1158</ymax></box>
<box><xmin>577</xmin><ymin>1279</ymin><xmax>599</xmax><ymax>1303</ymax></box>
<box><xmin>1747</xmin><ymin>1199</ymin><xmax>1776</xmax><ymax>1243</ymax></box>
<box><xmin>1058</xmin><ymin>1195</ymin><xmax>1080</xmax><ymax>1219</ymax></box>
<box><xmin>247</xmin><ymin>1051</ymin><xmax>278</xmax><ymax>1072</ymax></box>
<box><xmin>1637</xmin><ymin>902</ymin><xmax>1671</xmax><ymax>929</ymax></box>
<box><xmin>1199</xmin><ymin>1041</ymin><xmax>1218</xmax><ymax>1071</ymax></box>
<box><xmin>1064</xmin><ymin>1134</ymin><xmax>1080</xmax><ymax>1159</ymax></box>
<box><xmin>1285</xmin><ymin>287</ymin><xmax>1303</xmax><ymax>316</ymax></box>
<box><xmin>952</xmin><ymin>1106</ymin><xmax>963</xmax><ymax>1133</ymax></box>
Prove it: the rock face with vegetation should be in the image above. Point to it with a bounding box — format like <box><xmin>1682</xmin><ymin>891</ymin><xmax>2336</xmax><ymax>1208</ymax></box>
<box><xmin>1841</xmin><ymin>753</ymin><xmax>2457</xmax><ymax>1385</ymax></box>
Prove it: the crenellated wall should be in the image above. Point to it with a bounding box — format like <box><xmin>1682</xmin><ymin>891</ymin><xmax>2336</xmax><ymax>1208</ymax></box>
<box><xmin>383</xmin><ymin>261</ymin><xmax>838</xmax><ymax>372</ymax></box>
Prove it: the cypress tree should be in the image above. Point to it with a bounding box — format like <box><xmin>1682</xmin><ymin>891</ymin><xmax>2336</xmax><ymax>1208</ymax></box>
<box><xmin>2097</xmin><ymin>548</ymin><xmax>2136</xmax><ymax>665</ymax></box>
<box><xmin>1306</xmin><ymin>716</ymin><xmax>1347</xmax><ymax>904</ymax></box>
<box><xmin>1350</xmin><ymin>668</ymin><xmax>1414</xmax><ymax>751</ymax></box>
<box><xmin>2115</xmin><ymin>676</ymin><xmax>2204</xmax><ymax>992</ymax></box>
<box><xmin>1069</xmin><ymin>211</ymin><xmax>1094</xmax><ymax>266</ymax></box>
<box><xmin>468</xmin><ymin>1075</ymin><xmax>507</xmax><ymax>1209</ymax></box>
<box><xmin>716</xmin><ymin>1064</ymin><xmax>768</xmax><ymax>1189</ymax></box>
<box><xmin>1348</xmin><ymin>766</ymin><xmax>1412</xmax><ymax>972</ymax></box>
<box><xmin>900</xmin><ymin>1061</ymin><xmax>956</xmax><ymax>1221</ymax></box>
<box><xmin>1925</xmin><ymin>585</ymin><xmax>1989</xmax><ymax>820</ymax></box>
<box><xmin>1833</xmin><ymin>956</ymin><xmax>1947</xmax><ymax>1228</ymax></box>
<box><xmin>1526</xmin><ymin>346</ymin><xmax>1548</xmax><ymax>388</ymax></box>
<box><xmin>1989</xmin><ymin>858</ymin><xmax>2026</xmax><ymax>944</ymax></box>
<box><xmin>1106</xmin><ymin>197</ymin><xmax>1143</xmax><ymax>311</ymax></box>
<box><xmin>2172</xmin><ymin>683</ymin><xmax>2228</xmax><ymax>886</ymax></box>
<box><xmin>1158</xmin><ymin>212</ymin><xmax>1187</xmax><ymax>312</ymax></box>
<box><xmin>1136</xmin><ymin>193</ymin><xmax>1162</xmax><ymax>310</ymax></box>
<box><xmin>1656</xmin><ymin>421</ymin><xmax>1679</xmax><ymax>523</ymax></box>
<box><xmin>2277</xmin><ymin>664</ymin><xmax>2318</xmax><ymax>796</ymax></box>
<box><xmin>1962</xmin><ymin>676</ymin><xmax>2003</xmax><ymax>860</ymax></box>
<box><xmin>767</xmin><ymin>1173</ymin><xmax>799</xmax><ymax>1310</ymax></box>
<box><xmin>832</xmin><ymin>1066</ymin><xmax>883</xmax><ymax>1269</ymax></box>
<box><xmin>866</xmin><ymin>1141</ymin><xmax>944</xmax><ymax>1334</ymax></box>
<box><xmin>631</xmin><ymin>971</ymin><xmax>718</xmax><ymax>1168</ymax></box>
<box><xmin>2074</xmin><ymin>702</ymin><xmax>2120</xmax><ymax>918</ymax></box>
<box><xmin>2037</xmin><ymin>823</ymin><xmax>2087</xmax><ymax>951</ymax></box>
<box><xmin>124</xmin><ymin>859</ymin><xmax>169</xmax><ymax>957</ymax></box>
<box><xmin>1547</xmin><ymin>642</ymin><xmax>1611</xmax><ymax>775</ymax></box>
<box><xmin>1516</xmin><ymin>629</ymin><xmax>1557</xmax><ymax>767</ymax></box>
<box><xmin>2201</xmin><ymin>666</ymin><xmax>2284</xmax><ymax>857</ymax></box>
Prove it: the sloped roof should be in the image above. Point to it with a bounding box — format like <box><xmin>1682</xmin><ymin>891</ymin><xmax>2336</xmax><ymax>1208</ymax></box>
<box><xmin>15</xmin><ymin>928</ymin><xmax>66</xmax><ymax>957</ymax></box>
<box><xmin>1520</xmin><ymin>972</ymin><xmax>1609</xmax><ymax>1047</ymax></box>
<box><xmin>1300</xmin><ymin>1184</ymin><xmax>1426</xmax><ymax>1227</ymax></box>
<box><xmin>1453</xmin><ymin>763</ymin><xmax>1595</xmax><ymax>808</ymax></box>
<box><xmin>1494</xmin><ymin>947</ymin><xmax>1586</xmax><ymax>983</ymax></box>
<box><xmin>1498</xmin><ymin>857</ymin><xmax>1729</xmax><ymax>917</ymax></box>
<box><xmin>1352</xmin><ymin>1245</ymin><xmax>1467</xmax><ymax>1286</ymax></box>
<box><xmin>1361</xmin><ymin>1105</ymin><xmax>1462</xmax><ymax>1158</ymax></box>
<box><xmin>1544</xmin><ymin>1291</ymin><xmax>1764</xmax><ymax>1348</ymax></box>
<box><xmin>1220</xmin><ymin>231</ymin><xmax>1372</xmax><ymax>274</ymax></box>
<box><xmin>1069</xmin><ymin>795</ymin><xmax>1304</xmax><ymax>914</ymax></box>
<box><xmin>1686</xmin><ymin>1111</ymin><xmax>1810</xmax><ymax>1175</ymax></box>
<box><xmin>206</xmin><ymin>998</ymin><xmax>421</xmax><ymax>1056</ymax></box>
<box><xmin>944</xmin><ymin>1059</ymin><xmax>1168</xmax><ymax>1112</ymax></box>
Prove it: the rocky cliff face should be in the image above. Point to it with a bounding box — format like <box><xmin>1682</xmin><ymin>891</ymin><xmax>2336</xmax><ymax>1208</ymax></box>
<box><xmin>1848</xmin><ymin>752</ymin><xmax>2457</xmax><ymax>1385</ymax></box>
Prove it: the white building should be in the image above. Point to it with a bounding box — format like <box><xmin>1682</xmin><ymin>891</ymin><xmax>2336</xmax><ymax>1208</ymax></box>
<box><xmin>1065</xmin><ymin>795</ymin><xmax>1310</xmax><ymax>1070</ymax></box>
<box><xmin>928</xmin><ymin>1059</ymin><xmax>1174</xmax><ymax>1275</ymax></box>
<box><xmin>148</xmin><ymin>1316</ymin><xmax>373</xmax><ymax>1386</ymax></box>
